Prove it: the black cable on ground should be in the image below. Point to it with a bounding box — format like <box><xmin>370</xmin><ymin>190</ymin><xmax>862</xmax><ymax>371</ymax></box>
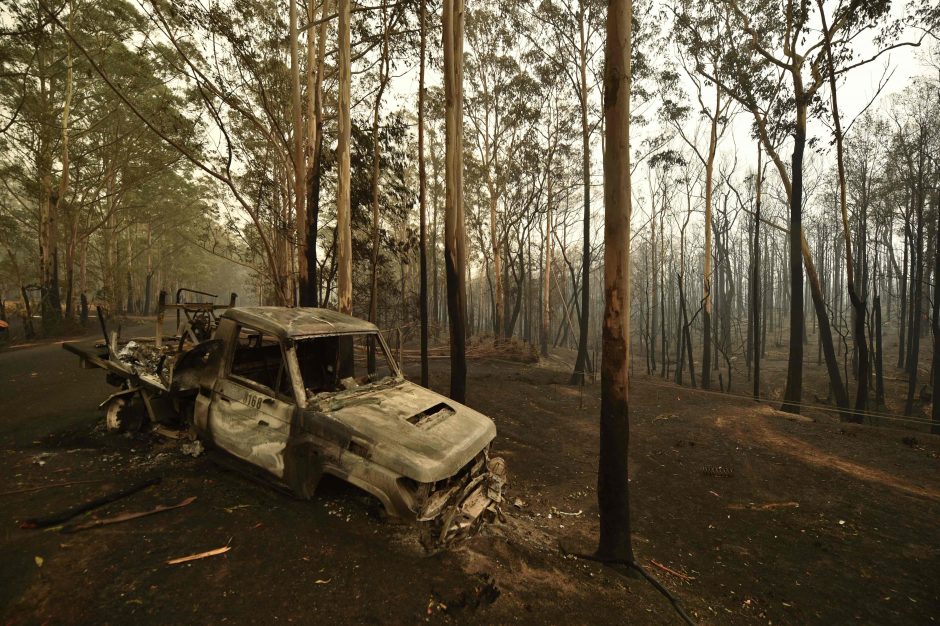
<box><xmin>623</xmin><ymin>560</ymin><xmax>697</xmax><ymax>626</ymax></box>
<box><xmin>20</xmin><ymin>476</ymin><xmax>161</xmax><ymax>529</ymax></box>
<box><xmin>562</xmin><ymin>546</ymin><xmax>697</xmax><ymax>626</ymax></box>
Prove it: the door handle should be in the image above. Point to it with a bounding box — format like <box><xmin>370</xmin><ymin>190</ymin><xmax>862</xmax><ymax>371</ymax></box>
<box><xmin>258</xmin><ymin>419</ymin><xmax>269</xmax><ymax>427</ymax></box>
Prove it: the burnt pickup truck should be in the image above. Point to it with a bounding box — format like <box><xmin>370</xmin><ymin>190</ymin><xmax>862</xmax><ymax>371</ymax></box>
<box><xmin>64</xmin><ymin>305</ymin><xmax>506</xmax><ymax>541</ymax></box>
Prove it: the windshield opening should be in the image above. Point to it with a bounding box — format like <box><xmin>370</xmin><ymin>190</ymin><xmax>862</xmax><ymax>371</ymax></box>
<box><xmin>295</xmin><ymin>332</ymin><xmax>396</xmax><ymax>396</ymax></box>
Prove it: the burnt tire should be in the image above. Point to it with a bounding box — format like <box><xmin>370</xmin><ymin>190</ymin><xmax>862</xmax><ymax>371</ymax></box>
<box><xmin>104</xmin><ymin>396</ymin><xmax>147</xmax><ymax>433</ymax></box>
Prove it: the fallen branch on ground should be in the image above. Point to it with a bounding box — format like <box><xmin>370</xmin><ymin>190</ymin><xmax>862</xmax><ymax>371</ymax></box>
<box><xmin>60</xmin><ymin>496</ymin><xmax>197</xmax><ymax>533</ymax></box>
<box><xmin>728</xmin><ymin>501</ymin><xmax>799</xmax><ymax>511</ymax></box>
<box><xmin>166</xmin><ymin>545</ymin><xmax>231</xmax><ymax>565</ymax></box>
<box><xmin>649</xmin><ymin>558</ymin><xmax>695</xmax><ymax>581</ymax></box>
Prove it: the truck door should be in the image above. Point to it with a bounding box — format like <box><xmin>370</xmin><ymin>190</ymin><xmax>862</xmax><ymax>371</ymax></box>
<box><xmin>208</xmin><ymin>327</ymin><xmax>296</xmax><ymax>479</ymax></box>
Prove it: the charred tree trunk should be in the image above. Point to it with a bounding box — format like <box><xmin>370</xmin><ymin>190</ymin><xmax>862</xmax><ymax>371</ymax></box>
<box><xmin>368</xmin><ymin>8</ymin><xmax>391</xmax><ymax>372</ymax></box>
<box><xmin>820</xmin><ymin>15</ymin><xmax>867</xmax><ymax>422</ymax></box>
<box><xmin>677</xmin><ymin>274</ymin><xmax>696</xmax><ymax>388</ymax></box>
<box><xmin>289</xmin><ymin>0</ymin><xmax>307</xmax><ymax>307</ymax></box>
<box><xmin>571</xmin><ymin>7</ymin><xmax>592</xmax><ymax>386</ymax></box>
<box><xmin>660</xmin><ymin>211</ymin><xmax>667</xmax><ymax>378</ymax></box>
<box><xmin>443</xmin><ymin>0</ymin><xmax>467</xmax><ymax>402</ymax></box>
<box><xmin>898</xmin><ymin>217</ymin><xmax>909</xmax><ymax>368</ymax></box>
<box><xmin>905</xmin><ymin>198</ymin><xmax>924</xmax><ymax>416</ymax></box>
<box><xmin>303</xmin><ymin>0</ymin><xmax>328</xmax><ymax>307</ymax></box>
<box><xmin>933</xmin><ymin>225</ymin><xmax>940</xmax><ymax>432</ymax></box>
<box><xmin>418</xmin><ymin>0</ymin><xmax>429</xmax><ymax>387</ymax></box>
<box><xmin>874</xmin><ymin>294</ymin><xmax>885</xmax><ymax>408</ymax></box>
<box><xmin>753</xmin><ymin>146</ymin><xmax>762</xmax><ymax>399</ymax></box>
<box><xmin>649</xmin><ymin>208</ymin><xmax>657</xmax><ymax>372</ymax></box>
<box><xmin>336</xmin><ymin>0</ymin><xmax>353</xmax><ymax>314</ymax></box>
<box><xmin>780</xmin><ymin>100</ymin><xmax>806</xmax><ymax>414</ymax></box>
<box><xmin>541</xmin><ymin>178</ymin><xmax>552</xmax><ymax>357</ymax></box>
<box><xmin>596</xmin><ymin>0</ymin><xmax>635</xmax><ymax>564</ymax></box>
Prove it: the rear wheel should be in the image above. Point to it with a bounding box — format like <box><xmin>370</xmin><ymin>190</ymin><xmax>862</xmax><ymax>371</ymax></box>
<box><xmin>104</xmin><ymin>395</ymin><xmax>147</xmax><ymax>433</ymax></box>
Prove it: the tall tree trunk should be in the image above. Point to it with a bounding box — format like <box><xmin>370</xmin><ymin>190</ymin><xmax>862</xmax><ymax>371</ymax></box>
<box><xmin>290</xmin><ymin>0</ymin><xmax>306</xmax><ymax>307</ymax></box>
<box><xmin>38</xmin><ymin>16</ymin><xmax>66</xmax><ymax>333</ymax></box>
<box><xmin>541</xmin><ymin>167</ymin><xmax>552</xmax><ymax>357</ymax></box>
<box><xmin>905</xmin><ymin>193</ymin><xmax>925</xmax><ymax>416</ymax></box>
<box><xmin>678</xmin><ymin>274</ymin><xmax>696</xmax><ymax>387</ymax></box>
<box><xmin>58</xmin><ymin>7</ymin><xmax>74</xmax><ymax>322</ymax></box>
<box><xmin>780</xmin><ymin>96</ymin><xmax>806</xmax><ymax>414</ymax></box>
<box><xmin>303</xmin><ymin>0</ymin><xmax>328</xmax><ymax>307</ymax></box>
<box><xmin>430</xmin><ymin>124</ymin><xmax>441</xmax><ymax>327</ymax></box>
<box><xmin>489</xmin><ymin>194</ymin><xmax>503</xmax><ymax>340</ymax></box>
<box><xmin>898</xmin><ymin>216</ymin><xmax>909</xmax><ymax>367</ymax></box>
<box><xmin>660</xmin><ymin>209</ymin><xmax>667</xmax><ymax>378</ymax></box>
<box><xmin>418</xmin><ymin>0</ymin><xmax>429</xmax><ymax>386</ymax></box>
<box><xmin>650</xmin><ymin>207</ymin><xmax>657</xmax><ymax>372</ymax></box>
<box><xmin>701</xmin><ymin>89</ymin><xmax>720</xmax><ymax>390</ymax></box>
<box><xmin>369</xmin><ymin>8</ymin><xmax>391</xmax><ymax>337</ymax></box>
<box><xmin>571</xmin><ymin>9</ymin><xmax>592</xmax><ymax>386</ymax></box>
<box><xmin>932</xmin><ymin>207</ymin><xmax>940</xmax><ymax>434</ymax></box>
<box><xmin>336</xmin><ymin>0</ymin><xmax>353</xmax><ymax>314</ymax></box>
<box><xmin>144</xmin><ymin>224</ymin><xmax>153</xmax><ymax>314</ymax></box>
<box><xmin>820</xmin><ymin>5</ymin><xmax>866</xmax><ymax>421</ymax></box>
<box><xmin>753</xmin><ymin>145</ymin><xmax>762</xmax><ymax>399</ymax></box>
<box><xmin>874</xmin><ymin>294</ymin><xmax>885</xmax><ymax>407</ymax></box>
<box><xmin>443</xmin><ymin>0</ymin><xmax>467</xmax><ymax>402</ymax></box>
<box><xmin>596</xmin><ymin>0</ymin><xmax>635</xmax><ymax>564</ymax></box>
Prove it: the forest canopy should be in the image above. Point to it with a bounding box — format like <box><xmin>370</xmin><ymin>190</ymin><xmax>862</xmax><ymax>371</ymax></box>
<box><xmin>1</xmin><ymin>0</ymin><xmax>939</xmax><ymax>430</ymax></box>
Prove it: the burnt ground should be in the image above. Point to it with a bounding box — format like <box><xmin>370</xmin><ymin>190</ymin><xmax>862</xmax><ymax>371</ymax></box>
<box><xmin>1</xmin><ymin>329</ymin><xmax>939</xmax><ymax>625</ymax></box>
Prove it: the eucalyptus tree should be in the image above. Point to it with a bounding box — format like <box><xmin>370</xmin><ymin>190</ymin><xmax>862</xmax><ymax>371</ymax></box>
<box><xmin>1</xmin><ymin>0</ymin><xmax>208</xmax><ymax>325</ymax></box>
<box><xmin>887</xmin><ymin>81</ymin><xmax>938</xmax><ymax>416</ymax></box>
<box><xmin>336</xmin><ymin>0</ymin><xmax>353</xmax><ymax>313</ymax></box>
<box><xmin>597</xmin><ymin>0</ymin><xmax>635</xmax><ymax>566</ymax></box>
<box><xmin>301</xmin><ymin>0</ymin><xmax>329</xmax><ymax>307</ymax></box>
<box><xmin>465</xmin><ymin>4</ymin><xmax>540</xmax><ymax>341</ymax></box>
<box><xmin>442</xmin><ymin>0</ymin><xmax>467</xmax><ymax>401</ymax></box>
<box><xmin>531</xmin><ymin>62</ymin><xmax>578</xmax><ymax>356</ymax></box>
<box><xmin>530</xmin><ymin>0</ymin><xmax>606</xmax><ymax>384</ymax></box>
<box><xmin>0</xmin><ymin>0</ymin><xmax>77</xmax><ymax>329</ymax></box>
<box><xmin>661</xmin><ymin>12</ymin><xmax>734</xmax><ymax>388</ymax></box>
<box><xmin>676</xmin><ymin>0</ymin><xmax>921</xmax><ymax>415</ymax></box>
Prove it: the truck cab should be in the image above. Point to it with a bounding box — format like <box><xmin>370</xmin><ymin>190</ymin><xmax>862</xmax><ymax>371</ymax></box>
<box><xmin>189</xmin><ymin>307</ymin><xmax>504</xmax><ymax>534</ymax></box>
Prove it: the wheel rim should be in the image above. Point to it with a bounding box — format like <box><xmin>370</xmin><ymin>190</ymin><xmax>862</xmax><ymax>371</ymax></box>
<box><xmin>105</xmin><ymin>397</ymin><xmax>127</xmax><ymax>431</ymax></box>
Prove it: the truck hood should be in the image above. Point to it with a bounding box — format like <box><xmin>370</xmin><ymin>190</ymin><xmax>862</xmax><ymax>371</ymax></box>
<box><xmin>304</xmin><ymin>380</ymin><xmax>496</xmax><ymax>483</ymax></box>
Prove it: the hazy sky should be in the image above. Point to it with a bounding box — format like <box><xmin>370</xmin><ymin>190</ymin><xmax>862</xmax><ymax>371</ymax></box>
<box><xmin>379</xmin><ymin>2</ymin><xmax>935</xmax><ymax>240</ymax></box>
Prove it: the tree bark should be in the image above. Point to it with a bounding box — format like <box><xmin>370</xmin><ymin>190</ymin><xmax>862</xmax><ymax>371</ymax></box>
<box><xmin>541</xmin><ymin>165</ymin><xmax>552</xmax><ymax>357</ymax></box>
<box><xmin>753</xmin><ymin>145</ymin><xmax>762</xmax><ymax>399</ymax></box>
<box><xmin>571</xmin><ymin>8</ymin><xmax>592</xmax><ymax>386</ymax></box>
<box><xmin>369</xmin><ymin>7</ymin><xmax>391</xmax><ymax>336</ymax></box>
<box><xmin>303</xmin><ymin>0</ymin><xmax>328</xmax><ymax>307</ymax></box>
<box><xmin>443</xmin><ymin>0</ymin><xmax>467</xmax><ymax>402</ymax></box>
<box><xmin>905</xmin><ymin>190</ymin><xmax>925</xmax><ymax>416</ymax></box>
<box><xmin>290</xmin><ymin>0</ymin><xmax>306</xmax><ymax>307</ymax></box>
<box><xmin>780</xmin><ymin>95</ymin><xmax>806</xmax><ymax>414</ymax></box>
<box><xmin>701</xmin><ymin>89</ymin><xmax>720</xmax><ymax>390</ymax></box>
<box><xmin>336</xmin><ymin>0</ymin><xmax>353</xmax><ymax>314</ymax></box>
<box><xmin>820</xmin><ymin>4</ymin><xmax>867</xmax><ymax>421</ymax></box>
<box><xmin>418</xmin><ymin>0</ymin><xmax>429</xmax><ymax>387</ymax></box>
<box><xmin>932</xmin><ymin>206</ymin><xmax>940</xmax><ymax>434</ymax></box>
<box><xmin>596</xmin><ymin>0</ymin><xmax>635</xmax><ymax>564</ymax></box>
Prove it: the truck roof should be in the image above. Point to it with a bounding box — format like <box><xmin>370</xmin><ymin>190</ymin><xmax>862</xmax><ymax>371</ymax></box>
<box><xmin>221</xmin><ymin>307</ymin><xmax>378</xmax><ymax>339</ymax></box>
